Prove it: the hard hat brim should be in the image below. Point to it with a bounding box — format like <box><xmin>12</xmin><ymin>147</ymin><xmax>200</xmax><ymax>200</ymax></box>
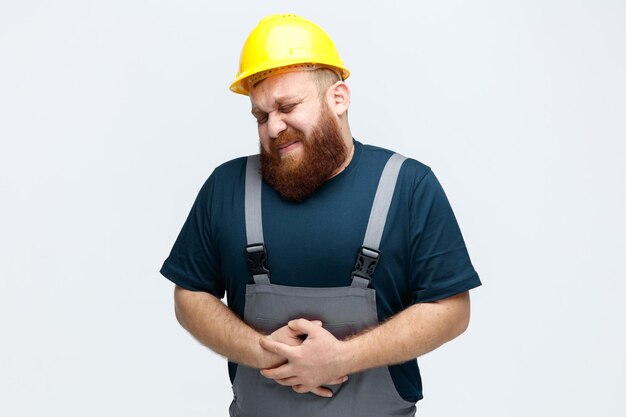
<box><xmin>230</xmin><ymin>62</ymin><xmax>350</xmax><ymax>96</ymax></box>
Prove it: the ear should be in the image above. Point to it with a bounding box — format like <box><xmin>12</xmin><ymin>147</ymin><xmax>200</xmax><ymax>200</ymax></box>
<box><xmin>327</xmin><ymin>81</ymin><xmax>350</xmax><ymax>117</ymax></box>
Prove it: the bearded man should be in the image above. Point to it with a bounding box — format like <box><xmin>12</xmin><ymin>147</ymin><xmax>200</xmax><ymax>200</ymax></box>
<box><xmin>160</xmin><ymin>14</ymin><xmax>481</xmax><ymax>417</ymax></box>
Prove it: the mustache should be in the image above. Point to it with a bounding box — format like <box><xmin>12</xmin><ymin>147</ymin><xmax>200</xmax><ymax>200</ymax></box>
<box><xmin>272</xmin><ymin>129</ymin><xmax>306</xmax><ymax>149</ymax></box>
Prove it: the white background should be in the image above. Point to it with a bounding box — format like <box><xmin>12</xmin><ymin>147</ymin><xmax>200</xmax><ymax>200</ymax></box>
<box><xmin>1</xmin><ymin>1</ymin><xmax>625</xmax><ymax>416</ymax></box>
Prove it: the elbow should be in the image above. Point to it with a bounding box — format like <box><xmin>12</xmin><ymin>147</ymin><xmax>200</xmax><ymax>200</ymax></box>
<box><xmin>173</xmin><ymin>285</ymin><xmax>189</xmax><ymax>330</ymax></box>
<box><xmin>454</xmin><ymin>308</ymin><xmax>470</xmax><ymax>338</ymax></box>
<box><xmin>174</xmin><ymin>303</ymin><xmax>186</xmax><ymax>329</ymax></box>
<box><xmin>448</xmin><ymin>291</ymin><xmax>472</xmax><ymax>339</ymax></box>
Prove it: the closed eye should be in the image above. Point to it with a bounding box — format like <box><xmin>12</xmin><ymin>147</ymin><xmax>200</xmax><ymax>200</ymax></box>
<box><xmin>279</xmin><ymin>103</ymin><xmax>298</xmax><ymax>113</ymax></box>
<box><xmin>251</xmin><ymin>109</ymin><xmax>268</xmax><ymax>124</ymax></box>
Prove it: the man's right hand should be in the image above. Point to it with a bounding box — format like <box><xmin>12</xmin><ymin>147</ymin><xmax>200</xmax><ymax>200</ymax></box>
<box><xmin>260</xmin><ymin>320</ymin><xmax>348</xmax><ymax>398</ymax></box>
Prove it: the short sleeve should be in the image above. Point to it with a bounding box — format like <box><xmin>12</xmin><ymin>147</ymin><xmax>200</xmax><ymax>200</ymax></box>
<box><xmin>409</xmin><ymin>170</ymin><xmax>481</xmax><ymax>303</ymax></box>
<box><xmin>160</xmin><ymin>175</ymin><xmax>225</xmax><ymax>298</ymax></box>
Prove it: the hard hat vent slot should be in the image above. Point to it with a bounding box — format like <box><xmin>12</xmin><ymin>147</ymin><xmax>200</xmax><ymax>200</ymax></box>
<box><xmin>247</xmin><ymin>64</ymin><xmax>319</xmax><ymax>88</ymax></box>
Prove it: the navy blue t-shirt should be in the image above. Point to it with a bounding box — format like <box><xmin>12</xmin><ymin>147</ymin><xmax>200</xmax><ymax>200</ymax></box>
<box><xmin>161</xmin><ymin>140</ymin><xmax>481</xmax><ymax>402</ymax></box>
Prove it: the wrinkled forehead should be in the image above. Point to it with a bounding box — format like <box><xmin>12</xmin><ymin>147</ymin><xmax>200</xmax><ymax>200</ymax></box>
<box><xmin>249</xmin><ymin>70</ymin><xmax>316</xmax><ymax>106</ymax></box>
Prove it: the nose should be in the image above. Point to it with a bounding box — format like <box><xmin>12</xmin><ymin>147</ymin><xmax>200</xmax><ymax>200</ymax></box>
<box><xmin>267</xmin><ymin>112</ymin><xmax>287</xmax><ymax>139</ymax></box>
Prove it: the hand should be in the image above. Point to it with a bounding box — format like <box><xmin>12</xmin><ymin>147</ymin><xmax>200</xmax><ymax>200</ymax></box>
<box><xmin>256</xmin><ymin>320</ymin><xmax>322</xmax><ymax>369</ymax></box>
<box><xmin>259</xmin><ymin>319</ymin><xmax>349</xmax><ymax>397</ymax></box>
<box><xmin>269</xmin><ymin>319</ymin><xmax>322</xmax><ymax>346</ymax></box>
<box><xmin>264</xmin><ymin>320</ymin><xmax>345</xmax><ymax>397</ymax></box>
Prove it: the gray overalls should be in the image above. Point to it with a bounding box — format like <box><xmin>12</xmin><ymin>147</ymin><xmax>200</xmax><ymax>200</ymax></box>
<box><xmin>229</xmin><ymin>153</ymin><xmax>416</xmax><ymax>417</ymax></box>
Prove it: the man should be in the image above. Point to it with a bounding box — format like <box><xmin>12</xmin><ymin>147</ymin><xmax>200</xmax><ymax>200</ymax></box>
<box><xmin>161</xmin><ymin>14</ymin><xmax>481</xmax><ymax>417</ymax></box>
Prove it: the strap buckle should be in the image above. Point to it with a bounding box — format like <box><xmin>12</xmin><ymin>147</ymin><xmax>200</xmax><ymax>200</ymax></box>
<box><xmin>351</xmin><ymin>246</ymin><xmax>380</xmax><ymax>285</ymax></box>
<box><xmin>246</xmin><ymin>243</ymin><xmax>269</xmax><ymax>283</ymax></box>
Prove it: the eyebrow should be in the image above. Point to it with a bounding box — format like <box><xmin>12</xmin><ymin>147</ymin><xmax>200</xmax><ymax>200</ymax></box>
<box><xmin>250</xmin><ymin>94</ymin><xmax>303</xmax><ymax>116</ymax></box>
<box><xmin>250</xmin><ymin>107</ymin><xmax>266</xmax><ymax>119</ymax></box>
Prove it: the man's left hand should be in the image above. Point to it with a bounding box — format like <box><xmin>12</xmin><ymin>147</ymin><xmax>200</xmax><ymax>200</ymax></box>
<box><xmin>259</xmin><ymin>318</ymin><xmax>350</xmax><ymax>394</ymax></box>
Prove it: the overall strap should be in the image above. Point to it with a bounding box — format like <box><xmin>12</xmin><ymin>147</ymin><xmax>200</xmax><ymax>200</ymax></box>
<box><xmin>244</xmin><ymin>155</ymin><xmax>270</xmax><ymax>284</ymax></box>
<box><xmin>351</xmin><ymin>153</ymin><xmax>407</xmax><ymax>288</ymax></box>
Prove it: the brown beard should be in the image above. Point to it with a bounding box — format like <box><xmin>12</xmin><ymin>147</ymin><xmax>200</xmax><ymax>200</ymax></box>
<box><xmin>260</xmin><ymin>106</ymin><xmax>348</xmax><ymax>202</ymax></box>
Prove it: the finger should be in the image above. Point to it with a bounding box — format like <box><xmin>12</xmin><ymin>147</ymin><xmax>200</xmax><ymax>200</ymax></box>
<box><xmin>271</xmin><ymin>325</ymin><xmax>306</xmax><ymax>344</ymax></box>
<box><xmin>286</xmin><ymin>324</ymin><xmax>308</xmax><ymax>338</ymax></box>
<box><xmin>292</xmin><ymin>384</ymin><xmax>309</xmax><ymax>394</ymax></box>
<box><xmin>307</xmin><ymin>386</ymin><xmax>333</xmax><ymax>398</ymax></box>
<box><xmin>325</xmin><ymin>375</ymin><xmax>349</xmax><ymax>385</ymax></box>
<box><xmin>288</xmin><ymin>318</ymin><xmax>321</xmax><ymax>334</ymax></box>
<box><xmin>311</xmin><ymin>320</ymin><xmax>323</xmax><ymax>327</ymax></box>
<box><xmin>259</xmin><ymin>337</ymin><xmax>295</xmax><ymax>359</ymax></box>
<box><xmin>272</xmin><ymin>376</ymin><xmax>300</xmax><ymax>387</ymax></box>
<box><xmin>260</xmin><ymin>364</ymin><xmax>294</xmax><ymax>380</ymax></box>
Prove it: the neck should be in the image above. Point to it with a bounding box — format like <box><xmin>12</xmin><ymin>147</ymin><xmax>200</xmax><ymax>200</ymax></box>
<box><xmin>328</xmin><ymin>137</ymin><xmax>355</xmax><ymax>179</ymax></box>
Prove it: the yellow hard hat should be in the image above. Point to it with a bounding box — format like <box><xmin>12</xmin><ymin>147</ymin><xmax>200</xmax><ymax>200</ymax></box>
<box><xmin>230</xmin><ymin>14</ymin><xmax>350</xmax><ymax>95</ymax></box>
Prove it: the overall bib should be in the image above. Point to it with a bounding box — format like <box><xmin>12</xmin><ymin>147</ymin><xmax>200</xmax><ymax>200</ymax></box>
<box><xmin>229</xmin><ymin>154</ymin><xmax>416</xmax><ymax>417</ymax></box>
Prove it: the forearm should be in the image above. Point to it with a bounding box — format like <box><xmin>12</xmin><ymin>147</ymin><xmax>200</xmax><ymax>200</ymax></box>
<box><xmin>173</xmin><ymin>285</ymin><xmax>280</xmax><ymax>369</ymax></box>
<box><xmin>341</xmin><ymin>291</ymin><xmax>471</xmax><ymax>375</ymax></box>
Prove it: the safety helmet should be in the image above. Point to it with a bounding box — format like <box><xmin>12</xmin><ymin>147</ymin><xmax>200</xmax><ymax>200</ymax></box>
<box><xmin>230</xmin><ymin>14</ymin><xmax>350</xmax><ymax>95</ymax></box>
